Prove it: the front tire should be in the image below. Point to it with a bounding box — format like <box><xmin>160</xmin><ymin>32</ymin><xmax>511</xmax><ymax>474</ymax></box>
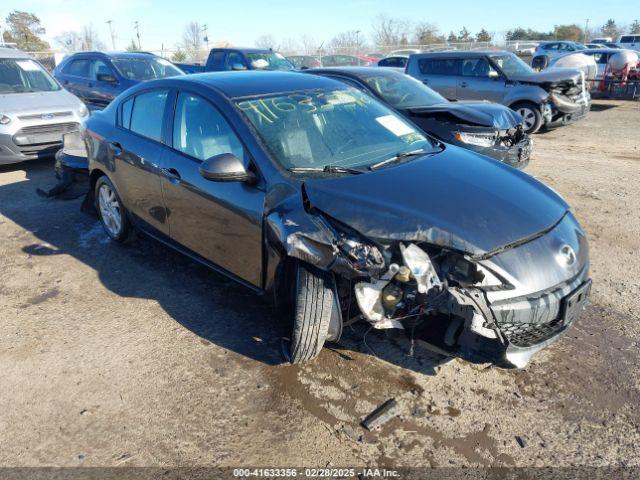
<box><xmin>512</xmin><ymin>101</ymin><xmax>543</xmax><ymax>134</ymax></box>
<box><xmin>95</xmin><ymin>176</ymin><xmax>134</xmax><ymax>243</ymax></box>
<box><xmin>288</xmin><ymin>262</ymin><xmax>336</xmax><ymax>363</ymax></box>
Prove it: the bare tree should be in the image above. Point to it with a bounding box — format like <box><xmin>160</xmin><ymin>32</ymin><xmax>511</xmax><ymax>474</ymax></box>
<box><xmin>328</xmin><ymin>30</ymin><xmax>367</xmax><ymax>55</ymax></box>
<box><xmin>278</xmin><ymin>37</ymin><xmax>299</xmax><ymax>55</ymax></box>
<box><xmin>54</xmin><ymin>31</ymin><xmax>81</xmax><ymax>52</ymax></box>
<box><xmin>255</xmin><ymin>34</ymin><xmax>277</xmax><ymax>49</ymax></box>
<box><xmin>80</xmin><ymin>25</ymin><xmax>106</xmax><ymax>51</ymax></box>
<box><xmin>371</xmin><ymin>15</ymin><xmax>411</xmax><ymax>49</ymax></box>
<box><xmin>413</xmin><ymin>22</ymin><xmax>444</xmax><ymax>45</ymax></box>
<box><xmin>299</xmin><ymin>35</ymin><xmax>320</xmax><ymax>55</ymax></box>
<box><xmin>182</xmin><ymin>21</ymin><xmax>204</xmax><ymax>60</ymax></box>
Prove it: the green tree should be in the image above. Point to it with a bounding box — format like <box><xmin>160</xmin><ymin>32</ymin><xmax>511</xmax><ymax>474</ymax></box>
<box><xmin>458</xmin><ymin>26</ymin><xmax>472</xmax><ymax>42</ymax></box>
<box><xmin>553</xmin><ymin>24</ymin><xmax>584</xmax><ymax>41</ymax></box>
<box><xmin>171</xmin><ymin>48</ymin><xmax>188</xmax><ymax>62</ymax></box>
<box><xmin>475</xmin><ymin>28</ymin><xmax>492</xmax><ymax>42</ymax></box>
<box><xmin>601</xmin><ymin>19</ymin><xmax>620</xmax><ymax>39</ymax></box>
<box><xmin>125</xmin><ymin>39</ymin><xmax>139</xmax><ymax>52</ymax></box>
<box><xmin>506</xmin><ymin>27</ymin><xmax>554</xmax><ymax>41</ymax></box>
<box><xmin>447</xmin><ymin>31</ymin><xmax>458</xmax><ymax>43</ymax></box>
<box><xmin>5</xmin><ymin>10</ymin><xmax>50</xmax><ymax>51</ymax></box>
<box><xmin>630</xmin><ymin>20</ymin><xmax>640</xmax><ymax>34</ymax></box>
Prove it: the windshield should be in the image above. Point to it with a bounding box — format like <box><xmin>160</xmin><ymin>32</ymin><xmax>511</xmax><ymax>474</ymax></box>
<box><xmin>359</xmin><ymin>72</ymin><xmax>446</xmax><ymax>109</ymax></box>
<box><xmin>247</xmin><ymin>52</ymin><xmax>294</xmax><ymax>71</ymax></box>
<box><xmin>0</xmin><ymin>58</ymin><xmax>60</xmax><ymax>94</ymax></box>
<box><xmin>490</xmin><ymin>53</ymin><xmax>533</xmax><ymax>76</ymax></box>
<box><xmin>573</xmin><ymin>43</ymin><xmax>587</xmax><ymax>50</ymax></box>
<box><xmin>111</xmin><ymin>57</ymin><xmax>183</xmax><ymax>81</ymax></box>
<box><xmin>236</xmin><ymin>88</ymin><xmax>439</xmax><ymax>171</ymax></box>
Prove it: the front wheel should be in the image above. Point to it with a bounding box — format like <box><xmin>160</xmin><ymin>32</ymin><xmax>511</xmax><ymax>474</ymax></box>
<box><xmin>512</xmin><ymin>101</ymin><xmax>543</xmax><ymax>134</ymax></box>
<box><xmin>288</xmin><ymin>262</ymin><xmax>336</xmax><ymax>363</ymax></box>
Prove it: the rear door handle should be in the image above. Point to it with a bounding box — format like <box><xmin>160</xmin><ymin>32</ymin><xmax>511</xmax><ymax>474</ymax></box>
<box><xmin>459</xmin><ymin>81</ymin><xmax>468</xmax><ymax>88</ymax></box>
<box><xmin>161</xmin><ymin>167</ymin><xmax>181</xmax><ymax>183</ymax></box>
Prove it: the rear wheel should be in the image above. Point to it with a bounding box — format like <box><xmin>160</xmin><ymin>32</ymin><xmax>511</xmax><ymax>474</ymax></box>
<box><xmin>288</xmin><ymin>262</ymin><xmax>336</xmax><ymax>363</ymax></box>
<box><xmin>512</xmin><ymin>101</ymin><xmax>543</xmax><ymax>134</ymax></box>
<box><xmin>95</xmin><ymin>176</ymin><xmax>134</xmax><ymax>243</ymax></box>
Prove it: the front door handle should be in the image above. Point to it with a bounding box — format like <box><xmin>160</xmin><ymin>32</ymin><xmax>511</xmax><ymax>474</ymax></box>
<box><xmin>161</xmin><ymin>167</ymin><xmax>182</xmax><ymax>183</ymax></box>
<box><xmin>459</xmin><ymin>81</ymin><xmax>468</xmax><ymax>88</ymax></box>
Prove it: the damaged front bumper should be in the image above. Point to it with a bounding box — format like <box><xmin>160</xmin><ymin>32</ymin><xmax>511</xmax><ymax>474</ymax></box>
<box><xmin>545</xmin><ymin>85</ymin><xmax>592</xmax><ymax>129</ymax></box>
<box><xmin>468</xmin><ymin>135</ymin><xmax>531</xmax><ymax>169</ymax></box>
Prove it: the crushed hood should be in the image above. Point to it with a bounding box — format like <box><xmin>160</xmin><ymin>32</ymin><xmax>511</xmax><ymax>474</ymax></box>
<box><xmin>406</xmin><ymin>101</ymin><xmax>524</xmax><ymax>130</ymax></box>
<box><xmin>302</xmin><ymin>145</ymin><xmax>568</xmax><ymax>256</ymax></box>
<box><xmin>508</xmin><ymin>68</ymin><xmax>582</xmax><ymax>87</ymax></box>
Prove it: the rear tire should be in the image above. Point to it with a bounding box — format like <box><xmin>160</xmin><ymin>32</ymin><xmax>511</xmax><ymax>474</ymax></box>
<box><xmin>512</xmin><ymin>101</ymin><xmax>543</xmax><ymax>134</ymax></box>
<box><xmin>95</xmin><ymin>176</ymin><xmax>134</xmax><ymax>243</ymax></box>
<box><xmin>288</xmin><ymin>262</ymin><xmax>336</xmax><ymax>363</ymax></box>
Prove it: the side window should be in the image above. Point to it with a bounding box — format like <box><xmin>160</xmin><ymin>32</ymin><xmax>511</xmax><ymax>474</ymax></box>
<box><xmin>64</xmin><ymin>59</ymin><xmax>90</xmax><ymax>78</ymax></box>
<box><xmin>129</xmin><ymin>90</ymin><xmax>168</xmax><ymax>142</ymax></box>
<box><xmin>172</xmin><ymin>92</ymin><xmax>245</xmax><ymax>162</ymax></box>
<box><xmin>226</xmin><ymin>52</ymin><xmax>246</xmax><ymax>70</ymax></box>
<box><xmin>461</xmin><ymin>58</ymin><xmax>496</xmax><ymax>77</ymax></box>
<box><xmin>91</xmin><ymin>60</ymin><xmax>113</xmax><ymax>81</ymax></box>
<box><xmin>210</xmin><ymin>52</ymin><xmax>226</xmax><ymax>70</ymax></box>
<box><xmin>619</xmin><ymin>36</ymin><xmax>632</xmax><ymax>44</ymax></box>
<box><xmin>418</xmin><ymin>58</ymin><xmax>460</xmax><ymax>75</ymax></box>
<box><xmin>545</xmin><ymin>43</ymin><xmax>558</xmax><ymax>51</ymax></box>
<box><xmin>379</xmin><ymin>57</ymin><xmax>406</xmax><ymax>68</ymax></box>
<box><xmin>120</xmin><ymin>97</ymin><xmax>134</xmax><ymax>129</ymax></box>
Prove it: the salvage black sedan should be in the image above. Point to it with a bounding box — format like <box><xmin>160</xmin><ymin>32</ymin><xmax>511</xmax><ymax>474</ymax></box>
<box><xmin>308</xmin><ymin>67</ymin><xmax>531</xmax><ymax>169</ymax></box>
<box><xmin>81</xmin><ymin>71</ymin><xmax>590</xmax><ymax>368</ymax></box>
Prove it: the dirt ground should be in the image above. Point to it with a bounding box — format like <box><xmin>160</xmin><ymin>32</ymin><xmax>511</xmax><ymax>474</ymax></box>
<box><xmin>0</xmin><ymin>99</ymin><xmax>639</xmax><ymax>469</ymax></box>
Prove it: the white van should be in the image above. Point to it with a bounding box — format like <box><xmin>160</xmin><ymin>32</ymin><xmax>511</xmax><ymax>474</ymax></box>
<box><xmin>0</xmin><ymin>47</ymin><xmax>88</xmax><ymax>165</ymax></box>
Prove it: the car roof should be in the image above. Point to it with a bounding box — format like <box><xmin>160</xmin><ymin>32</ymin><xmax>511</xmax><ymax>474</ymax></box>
<box><xmin>0</xmin><ymin>47</ymin><xmax>30</xmax><ymax>59</ymax></box>
<box><xmin>64</xmin><ymin>51</ymin><xmax>161</xmax><ymax>59</ymax></box>
<box><xmin>581</xmin><ymin>48</ymin><xmax>624</xmax><ymax>53</ymax></box>
<box><xmin>171</xmin><ymin>70</ymin><xmax>344</xmax><ymax>98</ymax></box>
<box><xmin>412</xmin><ymin>50</ymin><xmax>510</xmax><ymax>58</ymax></box>
<box><xmin>211</xmin><ymin>47</ymin><xmax>273</xmax><ymax>54</ymax></box>
<box><xmin>310</xmin><ymin>66</ymin><xmax>403</xmax><ymax>78</ymax></box>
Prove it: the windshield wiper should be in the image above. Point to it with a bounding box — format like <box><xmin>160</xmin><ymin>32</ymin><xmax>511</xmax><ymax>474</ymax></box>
<box><xmin>288</xmin><ymin>165</ymin><xmax>366</xmax><ymax>175</ymax></box>
<box><xmin>368</xmin><ymin>149</ymin><xmax>429</xmax><ymax>171</ymax></box>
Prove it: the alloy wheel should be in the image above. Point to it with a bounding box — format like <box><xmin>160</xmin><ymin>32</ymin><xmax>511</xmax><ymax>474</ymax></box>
<box><xmin>98</xmin><ymin>183</ymin><xmax>122</xmax><ymax>237</ymax></box>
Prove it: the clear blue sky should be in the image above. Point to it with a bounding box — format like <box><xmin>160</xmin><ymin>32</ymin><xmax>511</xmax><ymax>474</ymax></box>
<box><xmin>1</xmin><ymin>0</ymin><xmax>635</xmax><ymax>50</ymax></box>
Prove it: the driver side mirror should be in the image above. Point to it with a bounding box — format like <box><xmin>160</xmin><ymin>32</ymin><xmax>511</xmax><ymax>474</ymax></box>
<box><xmin>231</xmin><ymin>63</ymin><xmax>247</xmax><ymax>71</ymax></box>
<box><xmin>199</xmin><ymin>153</ymin><xmax>256</xmax><ymax>183</ymax></box>
<box><xmin>488</xmin><ymin>70</ymin><xmax>500</xmax><ymax>79</ymax></box>
<box><xmin>97</xmin><ymin>73</ymin><xmax>118</xmax><ymax>84</ymax></box>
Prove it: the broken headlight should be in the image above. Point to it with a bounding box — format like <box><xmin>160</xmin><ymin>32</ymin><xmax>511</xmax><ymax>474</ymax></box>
<box><xmin>453</xmin><ymin>131</ymin><xmax>497</xmax><ymax>148</ymax></box>
<box><xmin>440</xmin><ymin>253</ymin><xmax>505</xmax><ymax>288</ymax></box>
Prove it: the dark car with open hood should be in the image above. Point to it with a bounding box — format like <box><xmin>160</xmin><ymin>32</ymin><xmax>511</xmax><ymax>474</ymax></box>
<box><xmin>74</xmin><ymin>71</ymin><xmax>590</xmax><ymax>368</ymax></box>
<box><xmin>308</xmin><ymin>67</ymin><xmax>531</xmax><ymax>169</ymax></box>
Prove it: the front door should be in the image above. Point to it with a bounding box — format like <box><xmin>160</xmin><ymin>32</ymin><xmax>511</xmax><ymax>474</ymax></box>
<box><xmin>457</xmin><ymin>57</ymin><xmax>504</xmax><ymax>102</ymax></box>
<box><xmin>160</xmin><ymin>91</ymin><xmax>265</xmax><ymax>287</ymax></box>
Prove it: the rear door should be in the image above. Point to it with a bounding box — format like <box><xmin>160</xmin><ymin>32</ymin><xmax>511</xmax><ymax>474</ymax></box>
<box><xmin>457</xmin><ymin>56</ymin><xmax>504</xmax><ymax>102</ymax></box>
<box><xmin>411</xmin><ymin>57</ymin><xmax>460</xmax><ymax>99</ymax></box>
<box><xmin>59</xmin><ymin>58</ymin><xmax>91</xmax><ymax>103</ymax></box>
<box><xmin>110</xmin><ymin>88</ymin><xmax>171</xmax><ymax>236</ymax></box>
<box><xmin>160</xmin><ymin>90</ymin><xmax>265</xmax><ymax>287</ymax></box>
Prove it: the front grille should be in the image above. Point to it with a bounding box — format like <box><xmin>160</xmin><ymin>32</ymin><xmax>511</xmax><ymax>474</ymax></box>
<box><xmin>497</xmin><ymin>318</ymin><xmax>565</xmax><ymax>348</ymax></box>
<box><xmin>18</xmin><ymin>111</ymin><xmax>73</xmax><ymax>121</ymax></box>
<box><xmin>18</xmin><ymin>122</ymin><xmax>79</xmax><ymax>136</ymax></box>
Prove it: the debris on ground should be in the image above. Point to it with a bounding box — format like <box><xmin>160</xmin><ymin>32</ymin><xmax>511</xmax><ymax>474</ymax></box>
<box><xmin>361</xmin><ymin>398</ymin><xmax>399</xmax><ymax>431</ymax></box>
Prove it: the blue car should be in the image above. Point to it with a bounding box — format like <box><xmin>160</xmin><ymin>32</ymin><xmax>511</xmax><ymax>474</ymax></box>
<box><xmin>53</xmin><ymin>52</ymin><xmax>184</xmax><ymax>110</ymax></box>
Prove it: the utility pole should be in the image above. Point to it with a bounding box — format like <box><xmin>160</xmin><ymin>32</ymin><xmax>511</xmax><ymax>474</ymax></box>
<box><xmin>0</xmin><ymin>20</ymin><xmax>4</xmax><ymax>46</ymax></box>
<box><xmin>584</xmin><ymin>18</ymin><xmax>590</xmax><ymax>43</ymax></box>
<box><xmin>106</xmin><ymin>20</ymin><xmax>116</xmax><ymax>50</ymax></box>
<box><xmin>355</xmin><ymin>30</ymin><xmax>361</xmax><ymax>55</ymax></box>
<box><xmin>134</xmin><ymin>21</ymin><xmax>141</xmax><ymax>50</ymax></box>
<box><xmin>202</xmin><ymin>24</ymin><xmax>209</xmax><ymax>51</ymax></box>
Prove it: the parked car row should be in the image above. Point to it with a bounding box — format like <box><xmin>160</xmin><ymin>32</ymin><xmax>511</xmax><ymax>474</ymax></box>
<box><xmin>1</xmin><ymin>44</ymin><xmax>593</xmax><ymax>369</ymax></box>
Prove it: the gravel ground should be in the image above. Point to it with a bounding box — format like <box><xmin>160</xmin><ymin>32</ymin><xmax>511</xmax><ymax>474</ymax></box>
<box><xmin>0</xmin><ymin>99</ymin><xmax>639</xmax><ymax>469</ymax></box>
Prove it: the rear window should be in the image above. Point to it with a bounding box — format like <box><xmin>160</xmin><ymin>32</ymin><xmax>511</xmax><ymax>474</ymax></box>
<box><xmin>128</xmin><ymin>90</ymin><xmax>168</xmax><ymax>142</ymax></box>
<box><xmin>64</xmin><ymin>59</ymin><xmax>91</xmax><ymax>78</ymax></box>
<box><xmin>620</xmin><ymin>36</ymin><xmax>640</xmax><ymax>43</ymax></box>
<box><xmin>418</xmin><ymin>58</ymin><xmax>460</xmax><ymax>75</ymax></box>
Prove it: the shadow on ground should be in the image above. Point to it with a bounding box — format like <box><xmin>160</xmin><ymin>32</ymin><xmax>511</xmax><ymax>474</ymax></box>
<box><xmin>0</xmin><ymin>159</ymin><xmax>451</xmax><ymax>375</ymax></box>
